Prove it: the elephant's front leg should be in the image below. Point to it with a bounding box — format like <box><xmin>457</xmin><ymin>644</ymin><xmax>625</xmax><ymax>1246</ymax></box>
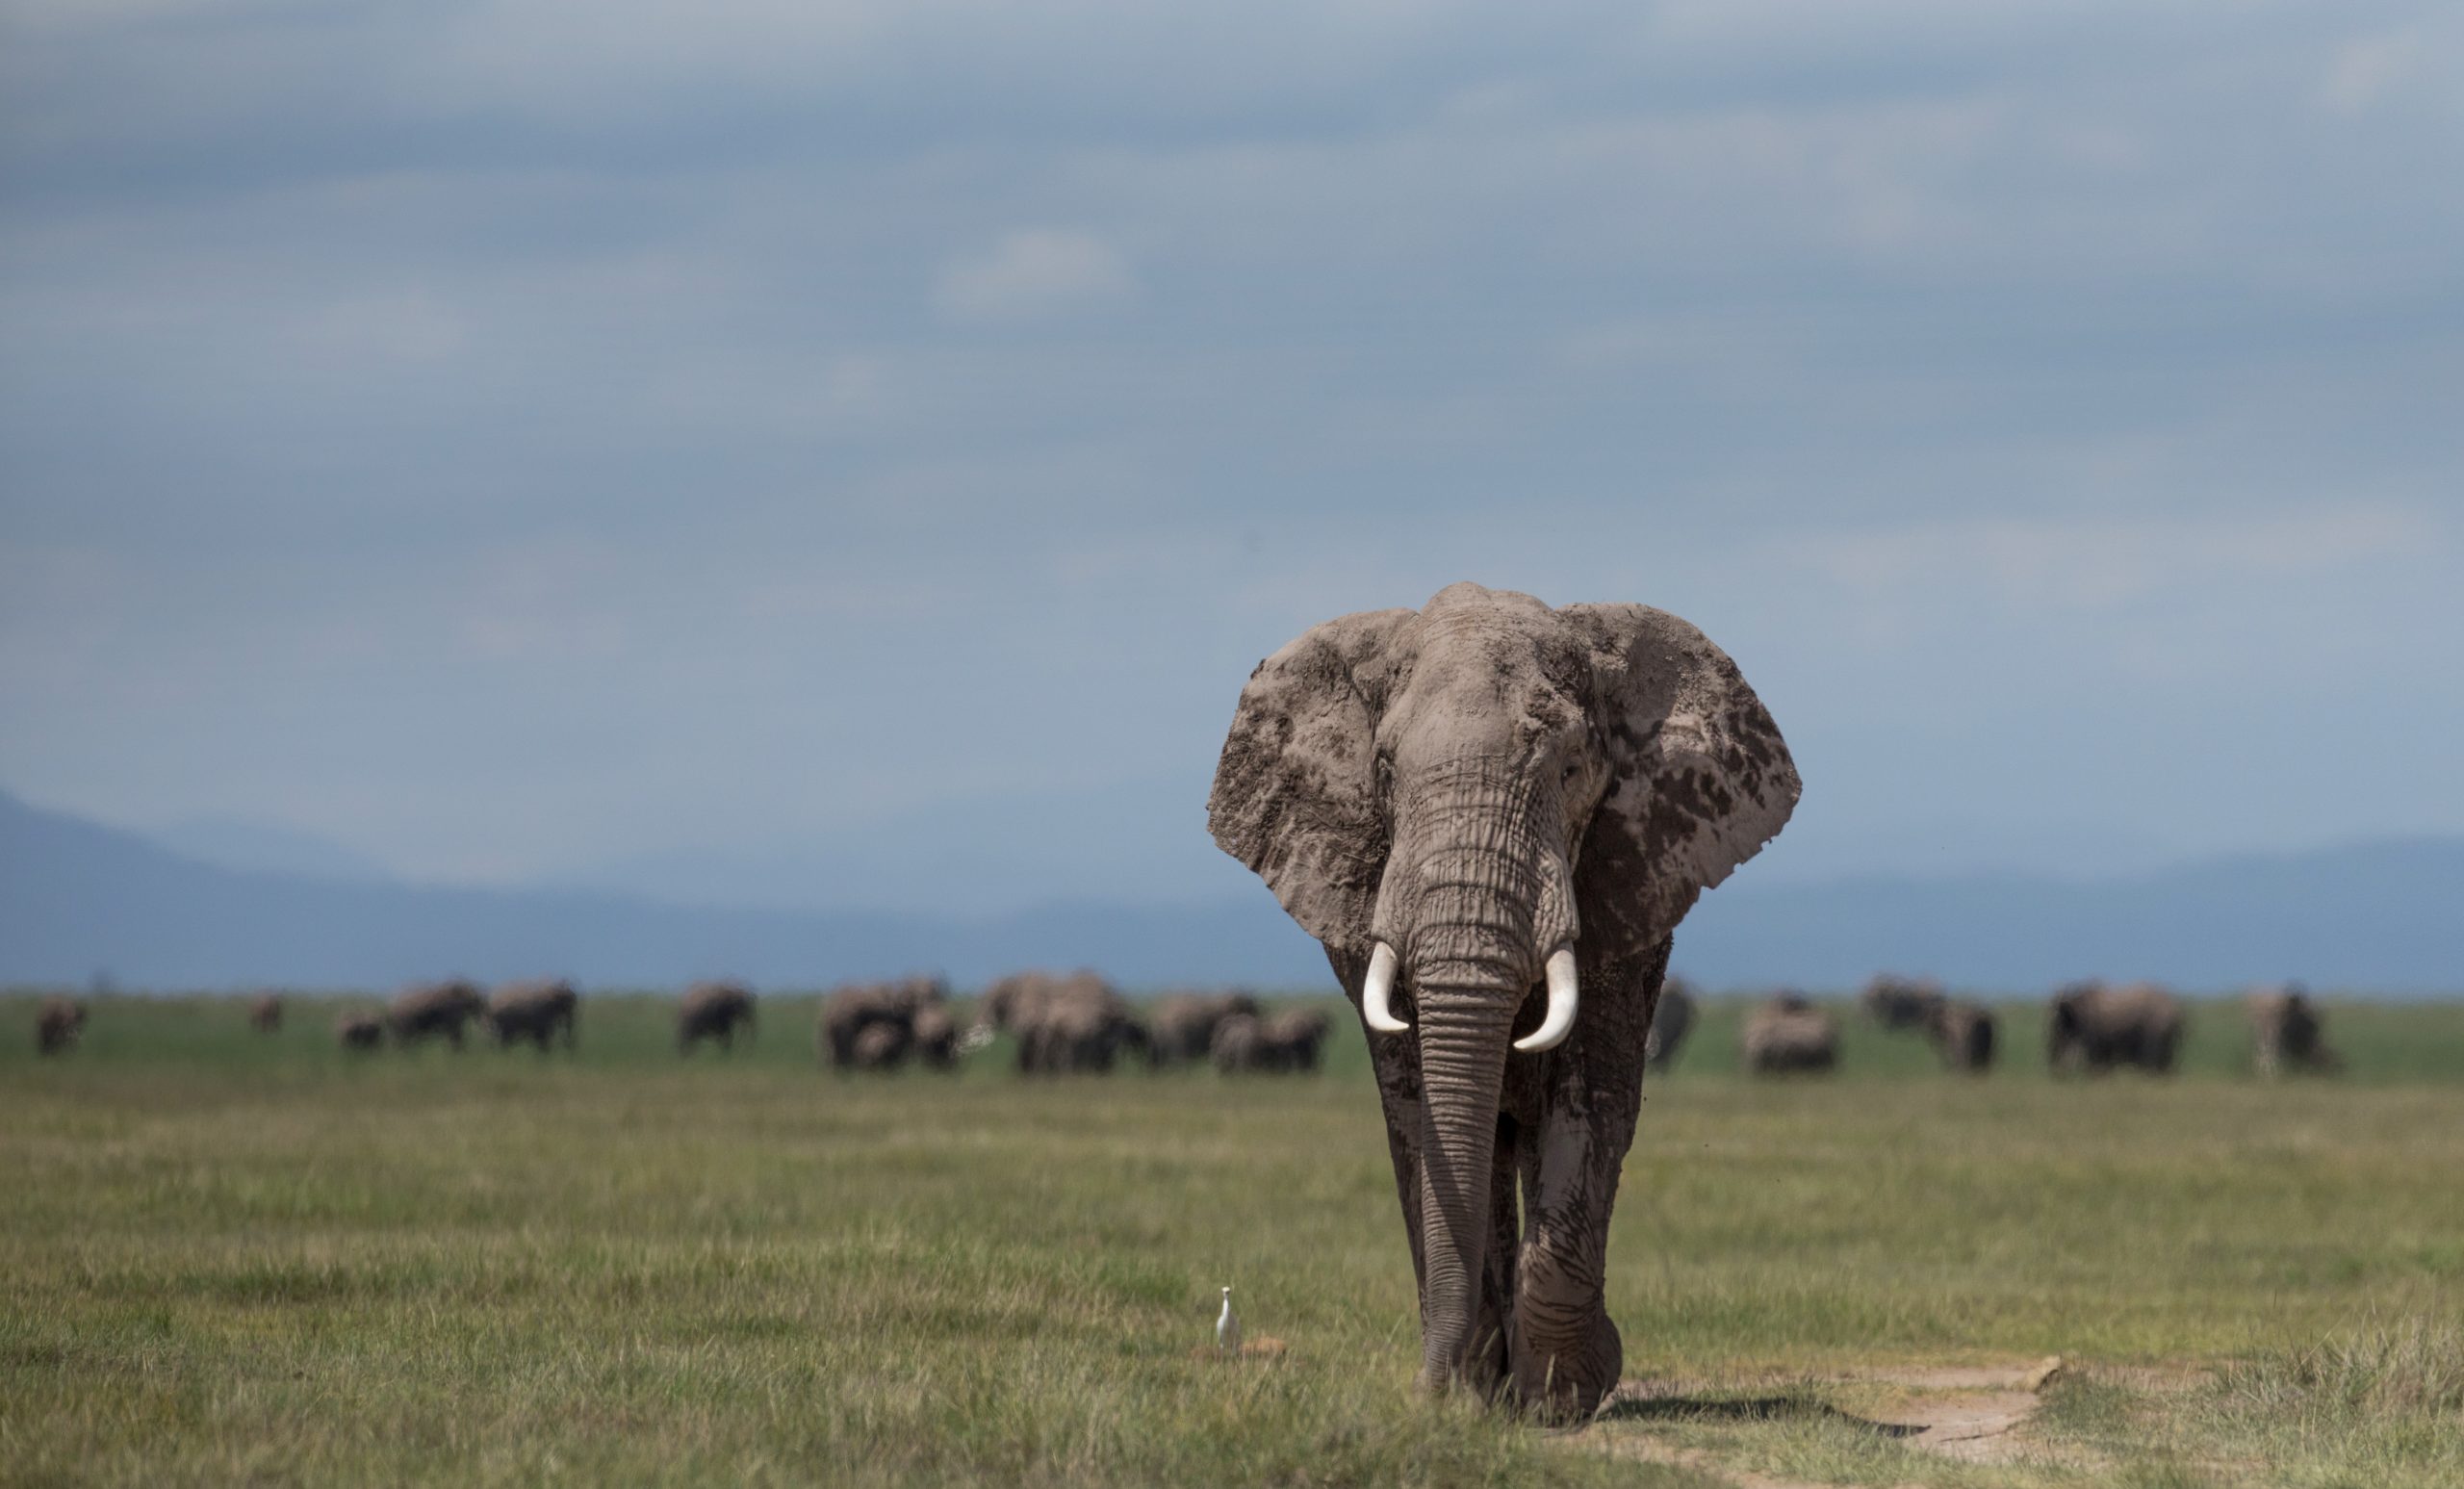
<box><xmin>1508</xmin><ymin>947</ymin><xmax>1663</xmax><ymax>1421</ymax></box>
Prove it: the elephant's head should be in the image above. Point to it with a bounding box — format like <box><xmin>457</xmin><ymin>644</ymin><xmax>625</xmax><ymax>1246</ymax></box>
<box><xmin>1208</xmin><ymin>581</ymin><xmax>1797</xmax><ymax>1396</ymax></box>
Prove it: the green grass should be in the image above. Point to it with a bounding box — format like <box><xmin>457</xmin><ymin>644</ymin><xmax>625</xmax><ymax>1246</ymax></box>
<box><xmin>3</xmin><ymin>992</ymin><xmax>2460</xmax><ymax>1487</ymax></box>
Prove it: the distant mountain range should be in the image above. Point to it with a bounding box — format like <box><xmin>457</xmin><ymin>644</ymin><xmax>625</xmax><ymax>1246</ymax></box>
<box><xmin>2</xmin><ymin>788</ymin><xmax>2455</xmax><ymax>993</ymax></box>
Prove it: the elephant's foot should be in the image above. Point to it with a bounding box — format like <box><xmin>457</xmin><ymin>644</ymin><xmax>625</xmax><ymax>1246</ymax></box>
<box><xmin>1509</xmin><ymin>1309</ymin><xmax>1621</xmax><ymax>1423</ymax></box>
<box><xmin>1507</xmin><ymin>1205</ymin><xmax>1622</xmax><ymax>1422</ymax></box>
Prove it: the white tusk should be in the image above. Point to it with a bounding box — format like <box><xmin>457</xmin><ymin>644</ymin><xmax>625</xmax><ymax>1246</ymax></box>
<box><xmin>1515</xmin><ymin>947</ymin><xmax>1579</xmax><ymax>1052</ymax></box>
<box><xmin>1362</xmin><ymin>942</ymin><xmax>1408</xmax><ymax>1033</ymax></box>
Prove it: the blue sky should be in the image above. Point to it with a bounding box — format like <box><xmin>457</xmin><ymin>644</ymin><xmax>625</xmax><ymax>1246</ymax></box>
<box><xmin>3</xmin><ymin>1</ymin><xmax>2459</xmax><ymax>913</ymax></box>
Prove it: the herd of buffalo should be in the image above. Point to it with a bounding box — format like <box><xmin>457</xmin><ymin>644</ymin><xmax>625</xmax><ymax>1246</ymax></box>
<box><xmin>26</xmin><ymin>971</ymin><xmax>2341</xmax><ymax>1077</ymax></box>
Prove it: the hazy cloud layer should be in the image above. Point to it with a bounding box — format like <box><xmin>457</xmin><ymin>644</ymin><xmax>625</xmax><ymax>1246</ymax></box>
<box><xmin>3</xmin><ymin>0</ymin><xmax>2459</xmax><ymax>911</ymax></box>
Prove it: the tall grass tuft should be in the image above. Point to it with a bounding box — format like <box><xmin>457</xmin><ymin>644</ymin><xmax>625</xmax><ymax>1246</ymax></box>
<box><xmin>2218</xmin><ymin>1318</ymin><xmax>2464</xmax><ymax>1419</ymax></box>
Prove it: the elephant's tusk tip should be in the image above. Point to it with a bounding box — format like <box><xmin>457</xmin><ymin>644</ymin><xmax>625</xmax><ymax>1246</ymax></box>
<box><xmin>1514</xmin><ymin>947</ymin><xmax>1579</xmax><ymax>1052</ymax></box>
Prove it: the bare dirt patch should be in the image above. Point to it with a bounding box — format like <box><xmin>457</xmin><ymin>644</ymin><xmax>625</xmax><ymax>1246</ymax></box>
<box><xmin>1582</xmin><ymin>1357</ymin><xmax>2085</xmax><ymax>1485</ymax></box>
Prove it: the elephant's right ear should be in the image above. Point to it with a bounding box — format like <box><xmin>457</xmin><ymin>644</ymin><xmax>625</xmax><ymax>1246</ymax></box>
<box><xmin>1208</xmin><ymin>608</ymin><xmax>1415</xmax><ymax>953</ymax></box>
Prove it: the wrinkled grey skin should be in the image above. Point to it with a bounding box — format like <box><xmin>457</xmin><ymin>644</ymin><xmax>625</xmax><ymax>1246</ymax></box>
<box><xmin>1860</xmin><ymin>974</ymin><xmax>1946</xmax><ymax>1031</ymax></box>
<box><xmin>335</xmin><ymin>1011</ymin><xmax>385</xmax><ymax>1051</ymax></box>
<box><xmin>248</xmin><ymin>992</ymin><xmax>284</xmax><ymax>1034</ymax></box>
<box><xmin>2246</xmin><ymin>985</ymin><xmax>2339</xmax><ymax>1076</ymax></box>
<box><xmin>1644</xmin><ymin>977</ymin><xmax>1696</xmax><ymax>1071</ymax></box>
<box><xmin>1146</xmin><ymin>990</ymin><xmax>1264</xmax><ymax>1066</ymax></box>
<box><xmin>677</xmin><ymin>981</ymin><xmax>758</xmax><ymax>1053</ymax></box>
<box><xmin>36</xmin><ymin>995</ymin><xmax>87</xmax><ymax>1056</ymax></box>
<box><xmin>2048</xmin><ymin>981</ymin><xmax>2184</xmax><ymax>1074</ymax></box>
<box><xmin>1743</xmin><ymin>993</ymin><xmax>1838</xmax><ymax>1075</ymax></box>
<box><xmin>1212</xmin><ymin>1007</ymin><xmax>1333</xmax><ymax>1074</ymax></box>
<box><xmin>972</xmin><ymin>970</ymin><xmax>1148</xmax><ymax>1074</ymax></box>
<box><xmin>388</xmin><ymin>980</ymin><xmax>487</xmax><ymax>1049</ymax></box>
<box><xmin>1209</xmin><ymin>582</ymin><xmax>1798</xmax><ymax>1419</ymax></box>
<box><xmin>1925</xmin><ymin>998</ymin><xmax>1996</xmax><ymax>1073</ymax></box>
<box><xmin>486</xmin><ymin>978</ymin><xmax>579</xmax><ymax>1053</ymax></box>
<box><xmin>822</xmin><ymin>976</ymin><xmax>954</xmax><ymax>1072</ymax></box>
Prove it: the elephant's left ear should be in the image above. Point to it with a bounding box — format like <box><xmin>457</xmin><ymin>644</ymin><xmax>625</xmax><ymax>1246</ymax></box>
<box><xmin>1561</xmin><ymin>603</ymin><xmax>1801</xmax><ymax>957</ymax></box>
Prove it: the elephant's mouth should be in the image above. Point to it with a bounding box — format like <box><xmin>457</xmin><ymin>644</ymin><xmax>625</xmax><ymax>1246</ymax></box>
<box><xmin>1362</xmin><ymin>942</ymin><xmax>1578</xmax><ymax>1053</ymax></box>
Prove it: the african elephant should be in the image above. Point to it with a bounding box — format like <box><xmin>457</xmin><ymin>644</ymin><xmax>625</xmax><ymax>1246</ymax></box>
<box><xmin>971</xmin><ymin>969</ymin><xmax>1146</xmax><ymax>1074</ymax></box>
<box><xmin>35</xmin><ymin>995</ymin><xmax>87</xmax><ymax>1055</ymax></box>
<box><xmin>822</xmin><ymin>976</ymin><xmax>953</xmax><ymax>1071</ymax></box>
<box><xmin>1860</xmin><ymin>974</ymin><xmax>1945</xmax><ymax>1030</ymax></box>
<box><xmin>1030</xmin><ymin>987</ymin><xmax>1149</xmax><ymax>1074</ymax></box>
<box><xmin>2047</xmin><ymin>980</ymin><xmax>2183</xmax><ymax>1074</ymax></box>
<box><xmin>1209</xmin><ymin>1012</ymin><xmax>1268</xmax><ymax>1072</ymax></box>
<box><xmin>677</xmin><ymin>980</ymin><xmax>757</xmax><ymax>1053</ymax></box>
<box><xmin>485</xmin><ymin>978</ymin><xmax>578</xmax><ymax>1052</ymax></box>
<box><xmin>1208</xmin><ymin>581</ymin><xmax>1798</xmax><ymax>1418</ymax></box>
<box><xmin>387</xmin><ymin>980</ymin><xmax>487</xmax><ymax>1048</ymax></box>
<box><xmin>247</xmin><ymin>992</ymin><xmax>285</xmax><ymax>1034</ymax></box>
<box><xmin>1145</xmin><ymin>989</ymin><xmax>1264</xmax><ymax>1067</ymax></box>
<box><xmin>1263</xmin><ymin>1008</ymin><xmax>1332</xmax><ymax>1071</ymax></box>
<box><xmin>1644</xmin><ymin>977</ymin><xmax>1696</xmax><ymax>1071</ymax></box>
<box><xmin>335</xmin><ymin>1011</ymin><xmax>385</xmax><ymax>1051</ymax></box>
<box><xmin>1925</xmin><ymin>998</ymin><xmax>1996</xmax><ymax>1073</ymax></box>
<box><xmin>2246</xmin><ymin>984</ymin><xmax>2339</xmax><ymax>1076</ymax></box>
<box><xmin>968</xmin><ymin>969</ymin><xmax>1073</xmax><ymax>1049</ymax></box>
<box><xmin>1211</xmin><ymin>1007</ymin><xmax>1333</xmax><ymax>1073</ymax></box>
<box><xmin>911</xmin><ymin>1003</ymin><xmax>961</xmax><ymax>1069</ymax></box>
<box><xmin>1743</xmin><ymin>993</ymin><xmax>1838</xmax><ymax>1074</ymax></box>
<box><xmin>848</xmin><ymin>1020</ymin><xmax>908</xmax><ymax>1069</ymax></box>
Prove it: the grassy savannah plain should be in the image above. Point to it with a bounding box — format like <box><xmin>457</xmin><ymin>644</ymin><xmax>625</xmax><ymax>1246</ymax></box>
<box><xmin>4</xmin><ymin>991</ymin><xmax>2461</xmax><ymax>1488</ymax></box>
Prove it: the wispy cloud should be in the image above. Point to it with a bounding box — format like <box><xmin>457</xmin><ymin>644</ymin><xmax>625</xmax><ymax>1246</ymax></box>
<box><xmin>1783</xmin><ymin>505</ymin><xmax>2441</xmax><ymax>617</ymax></box>
<box><xmin>1</xmin><ymin>0</ymin><xmax>2457</xmax><ymax>892</ymax></box>
<box><xmin>934</xmin><ymin>229</ymin><xmax>1136</xmax><ymax>323</ymax></box>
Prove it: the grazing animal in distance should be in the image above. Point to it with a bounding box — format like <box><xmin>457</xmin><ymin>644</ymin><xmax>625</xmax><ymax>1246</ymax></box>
<box><xmin>1208</xmin><ymin>581</ymin><xmax>1797</xmax><ymax>1418</ymax></box>
<box><xmin>1210</xmin><ymin>1007</ymin><xmax>1333</xmax><ymax>1074</ymax></box>
<box><xmin>910</xmin><ymin>1002</ymin><xmax>962</xmax><ymax>1069</ymax></box>
<box><xmin>1145</xmin><ymin>990</ymin><xmax>1263</xmax><ymax>1067</ymax></box>
<box><xmin>677</xmin><ymin>981</ymin><xmax>757</xmax><ymax>1053</ymax></box>
<box><xmin>35</xmin><ymin>995</ymin><xmax>87</xmax><ymax>1056</ymax></box>
<box><xmin>386</xmin><ymin>980</ymin><xmax>488</xmax><ymax>1049</ymax></box>
<box><xmin>1861</xmin><ymin>974</ymin><xmax>1947</xmax><ymax>1030</ymax></box>
<box><xmin>1926</xmin><ymin>998</ymin><xmax>1997</xmax><ymax>1073</ymax></box>
<box><xmin>1645</xmin><ymin>977</ymin><xmax>1697</xmax><ymax>1071</ymax></box>
<box><xmin>849</xmin><ymin>1020</ymin><xmax>908</xmax><ymax>1069</ymax></box>
<box><xmin>2047</xmin><ymin>980</ymin><xmax>2184</xmax><ymax>1074</ymax></box>
<box><xmin>485</xmin><ymin>978</ymin><xmax>579</xmax><ymax>1053</ymax></box>
<box><xmin>970</xmin><ymin>970</ymin><xmax>1147</xmax><ymax>1074</ymax></box>
<box><xmin>335</xmin><ymin>1011</ymin><xmax>385</xmax><ymax>1051</ymax></box>
<box><xmin>247</xmin><ymin>992</ymin><xmax>284</xmax><ymax>1034</ymax></box>
<box><xmin>1743</xmin><ymin>992</ymin><xmax>1838</xmax><ymax>1075</ymax></box>
<box><xmin>2246</xmin><ymin>984</ymin><xmax>2340</xmax><ymax>1076</ymax></box>
<box><xmin>822</xmin><ymin>976</ymin><xmax>954</xmax><ymax>1071</ymax></box>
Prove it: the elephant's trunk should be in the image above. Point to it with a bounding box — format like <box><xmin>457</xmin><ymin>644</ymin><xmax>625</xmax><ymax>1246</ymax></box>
<box><xmin>1385</xmin><ymin>757</ymin><xmax>1578</xmax><ymax>1397</ymax></box>
<box><xmin>1412</xmin><ymin>982</ymin><xmax>1516</xmax><ymax>1394</ymax></box>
